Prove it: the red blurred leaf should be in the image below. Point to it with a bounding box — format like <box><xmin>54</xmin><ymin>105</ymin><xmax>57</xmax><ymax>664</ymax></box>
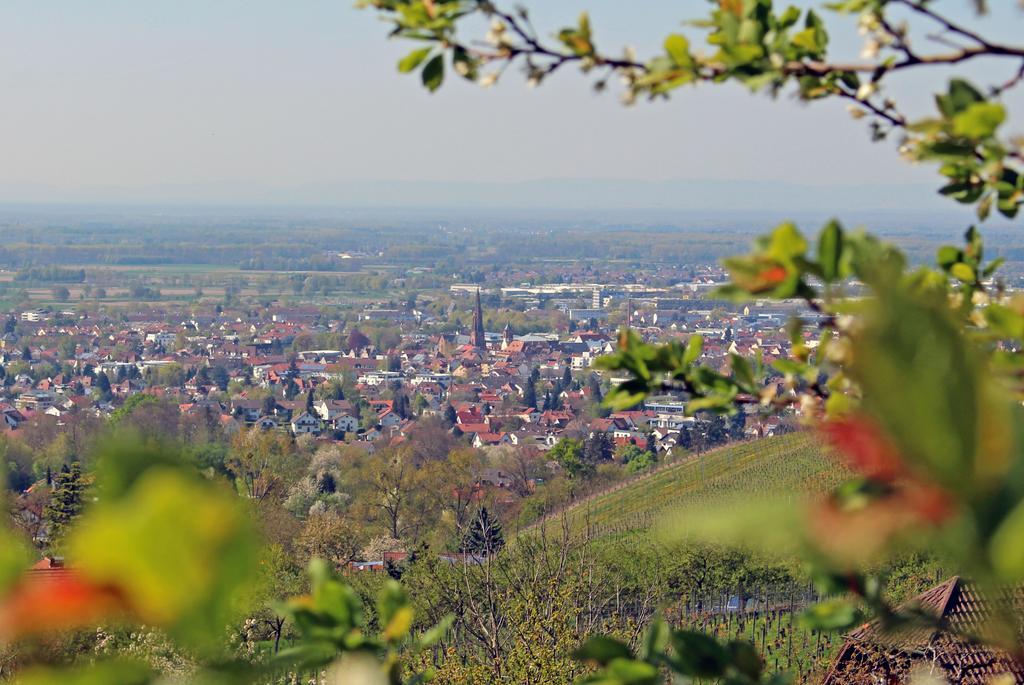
<box><xmin>807</xmin><ymin>480</ymin><xmax>954</xmax><ymax>567</ymax></box>
<box><xmin>758</xmin><ymin>265</ymin><xmax>788</xmax><ymax>285</ymax></box>
<box><xmin>720</xmin><ymin>0</ymin><xmax>743</xmax><ymax>17</ymax></box>
<box><xmin>0</xmin><ymin>570</ymin><xmax>130</xmax><ymax>641</ymax></box>
<box><xmin>822</xmin><ymin>416</ymin><xmax>908</xmax><ymax>481</ymax></box>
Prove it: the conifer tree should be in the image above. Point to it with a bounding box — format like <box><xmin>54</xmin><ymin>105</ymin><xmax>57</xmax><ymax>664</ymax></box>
<box><xmin>44</xmin><ymin>462</ymin><xmax>85</xmax><ymax>549</ymax></box>
<box><xmin>95</xmin><ymin>371</ymin><xmax>112</xmax><ymax>402</ymax></box>
<box><xmin>583</xmin><ymin>431</ymin><xmax>613</xmax><ymax>465</ymax></box>
<box><xmin>460</xmin><ymin>507</ymin><xmax>504</xmax><ymax>555</ymax></box>
<box><xmin>523</xmin><ymin>381</ymin><xmax>537</xmax><ymax>410</ymax></box>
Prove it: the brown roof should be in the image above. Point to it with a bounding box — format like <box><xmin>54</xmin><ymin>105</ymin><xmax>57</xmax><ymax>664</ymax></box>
<box><xmin>822</xmin><ymin>576</ymin><xmax>1024</xmax><ymax>685</ymax></box>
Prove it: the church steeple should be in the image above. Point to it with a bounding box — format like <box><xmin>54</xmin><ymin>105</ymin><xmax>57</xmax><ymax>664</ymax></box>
<box><xmin>502</xmin><ymin>320</ymin><xmax>513</xmax><ymax>348</ymax></box>
<box><xmin>471</xmin><ymin>287</ymin><xmax>486</xmax><ymax>350</ymax></box>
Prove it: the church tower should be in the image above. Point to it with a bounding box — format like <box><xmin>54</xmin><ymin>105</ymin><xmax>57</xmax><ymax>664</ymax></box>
<box><xmin>502</xmin><ymin>321</ymin><xmax>514</xmax><ymax>349</ymax></box>
<box><xmin>471</xmin><ymin>287</ymin><xmax>486</xmax><ymax>350</ymax></box>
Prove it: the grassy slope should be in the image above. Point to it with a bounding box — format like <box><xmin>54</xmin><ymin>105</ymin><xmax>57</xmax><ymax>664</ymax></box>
<box><xmin>554</xmin><ymin>433</ymin><xmax>843</xmax><ymax>537</ymax></box>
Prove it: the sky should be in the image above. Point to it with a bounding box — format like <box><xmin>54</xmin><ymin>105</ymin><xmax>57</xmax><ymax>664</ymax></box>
<box><xmin>0</xmin><ymin>1</ymin><xmax>1021</xmax><ymax>209</ymax></box>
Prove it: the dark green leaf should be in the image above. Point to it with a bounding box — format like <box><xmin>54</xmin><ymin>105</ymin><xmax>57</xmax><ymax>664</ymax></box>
<box><xmin>669</xmin><ymin>630</ymin><xmax>731</xmax><ymax>678</ymax></box>
<box><xmin>422</xmin><ymin>54</ymin><xmax>444</xmax><ymax>92</ymax></box>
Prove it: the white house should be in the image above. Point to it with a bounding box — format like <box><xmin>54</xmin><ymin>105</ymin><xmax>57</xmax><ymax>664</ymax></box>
<box><xmin>291</xmin><ymin>411</ymin><xmax>322</xmax><ymax>436</ymax></box>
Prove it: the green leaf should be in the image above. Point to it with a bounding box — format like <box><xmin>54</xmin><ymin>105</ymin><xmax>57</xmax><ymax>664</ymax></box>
<box><xmin>312</xmin><ymin>569</ymin><xmax>364</xmax><ymax>631</ymax></box>
<box><xmin>68</xmin><ymin>467</ymin><xmax>260</xmax><ymax>649</ymax></box>
<box><xmin>452</xmin><ymin>46</ymin><xmax>477</xmax><ymax>81</ymax></box>
<box><xmin>727</xmin><ymin>640</ymin><xmax>763</xmax><ymax>680</ymax></box>
<box><xmin>640</xmin><ymin>615</ymin><xmax>669</xmax><ymax>661</ymax></box>
<box><xmin>575</xmin><ymin>635</ymin><xmax>633</xmax><ymax>665</ymax></box>
<box><xmin>685</xmin><ymin>387</ymin><xmax>739</xmax><ymax>415</ymax></box>
<box><xmin>817</xmin><ymin>220</ymin><xmax>844</xmax><ymax>282</ymax></box>
<box><xmin>730</xmin><ymin>353</ymin><xmax>756</xmax><ymax>391</ymax></box>
<box><xmin>664</xmin><ymin>34</ymin><xmax>691</xmax><ymax>67</ymax></box>
<box><xmin>605</xmin><ymin>658</ymin><xmax>659</xmax><ymax>684</ymax></box>
<box><xmin>683</xmin><ymin>335</ymin><xmax>704</xmax><ymax>366</ymax></box>
<box><xmin>936</xmin><ymin>79</ymin><xmax>984</xmax><ymax>118</ymax></box>
<box><xmin>669</xmin><ymin>630</ymin><xmax>731</xmax><ymax>678</ymax></box>
<box><xmin>990</xmin><ymin>500</ymin><xmax>1024</xmax><ymax>581</ymax></box>
<box><xmin>952</xmin><ymin>102</ymin><xmax>1006</xmax><ymax>139</ymax></box>
<box><xmin>950</xmin><ymin>262</ymin><xmax>976</xmax><ymax>283</ymax></box>
<box><xmin>416</xmin><ymin>614</ymin><xmax>454</xmax><ymax>650</ymax></box>
<box><xmin>14</xmin><ymin>660</ymin><xmax>154</xmax><ymax>685</ymax></box>
<box><xmin>0</xmin><ymin>526</ymin><xmax>29</xmax><ymax>595</ymax></box>
<box><xmin>376</xmin><ymin>579</ymin><xmax>408</xmax><ymax>629</ymax></box>
<box><xmin>375</xmin><ymin>579</ymin><xmax>413</xmax><ymax>643</ymax></box>
<box><xmin>800</xmin><ymin>599</ymin><xmax>863</xmax><ymax>632</ymax></box>
<box><xmin>765</xmin><ymin>222</ymin><xmax>808</xmax><ymax>262</ymax></box>
<box><xmin>790</xmin><ymin>28</ymin><xmax>818</xmax><ymax>52</ymax></box>
<box><xmin>421</xmin><ymin>54</ymin><xmax>445</xmax><ymax>92</ymax></box>
<box><xmin>773</xmin><ymin>358</ymin><xmax>806</xmax><ymax>376</ymax></box>
<box><xmin>936</xmin><ymin>245</ymin><xmax>962</xmax><ymax>270</ymax></box>
<box><xmin>982</xmin><ymin>256</ymin><xmax>1006</xmax><ymax>278</ymax></box>
<box><xmin>850</xmin><ymin>288</ymin><xmax>981</xmax><ymax>492</ymax></box>
<box><xmin>603</xmin><ymin>379</ymin><xmax>650</xmax><ymax>411</ymax></box>
<box><xmin>273</xmin><ymin>641</ymin><xmax>340</xmax><ymax>670</ymax></box>
<box><xmin>398</xmin><ymin>47</ymin><xmax>433</xmax><ymax>74</ymax></box>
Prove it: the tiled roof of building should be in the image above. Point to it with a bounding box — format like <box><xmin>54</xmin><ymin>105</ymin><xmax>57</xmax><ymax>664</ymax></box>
<box><xmin>822</xmin><ymin>576</ymin><xmax>1024</xmax><ymax>685</ymax></box>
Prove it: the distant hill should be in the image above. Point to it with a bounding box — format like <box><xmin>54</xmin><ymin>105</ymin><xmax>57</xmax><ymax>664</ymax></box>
<box><xmin>532</xmin><ymin>433</ymin><xmax>843</xmax><ymax>540</ymax></box>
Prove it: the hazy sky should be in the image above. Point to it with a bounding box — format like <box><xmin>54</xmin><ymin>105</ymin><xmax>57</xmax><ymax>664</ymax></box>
<box><xmin>0</xmin><ymin>1</ymin><xmax>1021</xmax><ymax>206</ymax></box>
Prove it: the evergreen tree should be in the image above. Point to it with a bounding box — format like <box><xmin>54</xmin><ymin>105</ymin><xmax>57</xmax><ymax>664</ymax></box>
<box><xmin>44</xmin><ymin>462</ymin><xmax>85</xmax><ymax>548</ymax></box>
<box><xmin>706</xmin><ymin>414</ymin><xmax>728</xmax><ymax>447</ymax></box>
<box><xmin>728</xmin><ymin>411</ymin><xmax>747</xmax><ymax>441</ymax></box>
<box><xmin>562</xmin><ymin>366</ymin><xmax>572</xmax><ymax>389</ymax></box>
<box><xmin>523</xmin><ymin>381</ymin><xmax>537</xmax><ymax>410</ymax></box>
<box><xmin>306</xmin><ymin>390</ymin><xmax>315</xmax><ymax>413</ymax></box>
<box><xmin>210</xmin><ymin>365</ymin><xmax>230</xmax><ymax>391</ymax></box>
<box><xmin>394</xmin><ymin>392</ymin><xmax>410</xmax><ymax>419</ymax></box>
<box><xmin>3</xmin><ymin>316</ymin><xmax>15</xmax><ymax>335</ymax></box>
<box><xmin>95</xmin><ymin>371</ymin><xmax>112</xmax><ymax>402</ymax></box>
<box><xmin>284</xmin><ymin>378</ymin><xmax>299</xmax><ymax>400</ymax></box>
<box><xmin>195</xmin><ymin>365</ymin><xmax>210</xmax><ymax>385</ymax></box>
<box><xmin>583</xmin><ymin>431</ymin><xmax>614</xmax><ymax>465</ymax></box>
<box><xmin>21</xmin><ymin>345</ymin><xmax>31</xmax><ymax>361</ymax></box>
<box><xmin>442</xmin><ymin>404</ymin><xmax>457</xmax><ymax>427</ymax></box>
<box><xmin>678</xmin><ymin>427</ymin><xmax>693</xmax><ymax>451</ymax></box>
<box><xmin>460</xmin><ymin>507</ymin><xmax>505</xmax><ymax>555</ymax></box>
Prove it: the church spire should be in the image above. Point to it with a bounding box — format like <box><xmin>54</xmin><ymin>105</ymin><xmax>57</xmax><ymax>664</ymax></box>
<box><xmin>471</xmin><ymin>287</ymin><xmax>486</xmax><ymax>350</ymax></box>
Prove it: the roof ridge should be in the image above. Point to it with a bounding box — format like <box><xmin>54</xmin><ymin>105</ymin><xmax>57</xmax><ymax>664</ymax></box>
<box><xmin>932</xmin><ymin>575</ymin><xmax>962</xmax><ymax>620</ymax></box>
